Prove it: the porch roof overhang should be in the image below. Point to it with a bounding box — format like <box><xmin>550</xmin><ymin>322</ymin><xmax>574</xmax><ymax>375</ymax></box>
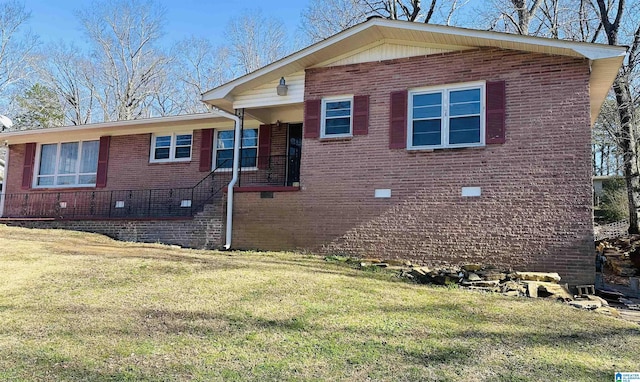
<box><xmin>201</xmin><ymin>18</ymin><xmax>627</xmax><ymax>126</ymax></box>
<box><xmin>0</xmin><ymin>113</ymin><xmax>259</xmax><ymax>145</ymax></box>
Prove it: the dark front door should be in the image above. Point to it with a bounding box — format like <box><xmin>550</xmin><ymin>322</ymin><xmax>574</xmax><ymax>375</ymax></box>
<box><xmin>287</xmin><ymin>123</ymin><xmax>302</xmax><ymax>186</ymax></box>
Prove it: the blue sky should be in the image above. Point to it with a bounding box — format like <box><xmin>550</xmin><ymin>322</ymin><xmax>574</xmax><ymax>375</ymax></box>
<box><xmin>26</xmin><ymin>0</ymin><xmax>308</xmax><ymax>47</ymax></box>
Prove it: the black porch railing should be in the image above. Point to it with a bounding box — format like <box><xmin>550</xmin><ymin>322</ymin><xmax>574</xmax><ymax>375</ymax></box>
<box><xmin>0</xmin><ymin>154</ymin><xmax>300</xmax><ymax>220</ymax></box>
<box><xmin>237</xmin><ymin>155</ymin><xmax>300</xmax><ymax>187</ymax></box>
<box><xmin>1</xmin><ymin>160</ymin><xmax>229</xmax><ymax>219</ymax></box>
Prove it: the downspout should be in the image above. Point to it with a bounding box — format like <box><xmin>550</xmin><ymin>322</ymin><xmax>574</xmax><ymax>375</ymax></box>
<box><xmin>207</xmin><ymin>106</ymin><xmax>241</xmax><ymax>250</ymax></box>
<box><xmin>0</xmin><ymin>149</ymin><xmax>8</xmax><ymax>217</ymax></box>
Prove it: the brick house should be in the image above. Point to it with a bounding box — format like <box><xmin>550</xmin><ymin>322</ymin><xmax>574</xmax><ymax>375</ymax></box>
<box><xmin>0</xmin><ymin>19</ymin><xmax>626</xmax><ymax>286</ymax></box>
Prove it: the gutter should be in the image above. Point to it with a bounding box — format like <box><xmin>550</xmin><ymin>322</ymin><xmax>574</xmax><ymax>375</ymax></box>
<box><xmin>207</xmin><ymin>106</ymin><xmax>241</xmax><ymax>250</ymax></box>
<box><xmin>0</xmin><ymin>150</ymin><xmax>8</xmax><ymax>217</ymax></box>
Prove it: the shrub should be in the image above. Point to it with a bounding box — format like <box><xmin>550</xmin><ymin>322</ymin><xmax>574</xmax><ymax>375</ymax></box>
<box><xmin>601</xmin><ymin>186</ymin><xmax>629</xmax><ymax>222</ymax></box>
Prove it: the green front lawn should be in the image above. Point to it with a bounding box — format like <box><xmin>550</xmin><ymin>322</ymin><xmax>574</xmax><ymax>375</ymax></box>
<box><xmin>0</xmin><ymin>225</ymin><xmax>638</xmax><ymax>381</ymax></box>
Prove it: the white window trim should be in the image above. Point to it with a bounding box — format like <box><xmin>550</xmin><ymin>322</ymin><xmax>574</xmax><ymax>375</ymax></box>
<box><xmin>320</xmin><ymin>96</ymin><xmax>354</xmax><ymax>138</ymax></box>
<box><xmin>212</xmin><ymin>127</ymin><xmax>259</xmax><ymax>172</ymax></box>
<box><xmin>407</xmin><ymin>81</ymin><xmax>486</xmax><ymax>150</ymax></box>
<box><xmin>149</xmin><ymin>132</ymin><xmax>193</xmax><ymax>163</ymax></box>
<box><xmin>33</xmin><ymin>140</ymin><xmax>99</xmax><ymax>189</ymax></box>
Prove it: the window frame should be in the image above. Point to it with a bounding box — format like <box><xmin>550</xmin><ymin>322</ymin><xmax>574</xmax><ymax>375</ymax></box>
<box><xmin>149</xmin><ymin>132</ymin><xmax>193</xmax><ymax>163</ymax></box>
<box><xmin>320</xmin><ymin>96</ymin><xmax>354</xmax><ymax>138</ymax></box>
<box><xmin>213</xmin><ymin>127</ymin><xmax>260</xmax><ymax>172</ymax></box>
<box><xmin>33</xmin><ymin>140</ymin><xmax>100</xmax><ymax>189</ymax></box>
<box><xmin>407</xmin><ymin>81</ymin><xmax>486</xmax><ymax>150</ymax></box>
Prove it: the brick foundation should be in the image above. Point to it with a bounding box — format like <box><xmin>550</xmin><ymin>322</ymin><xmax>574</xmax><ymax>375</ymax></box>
<box><xmin>2</xmin><ymin>199</ymin><xmax>225</xmax><ymax>249</ymax></box>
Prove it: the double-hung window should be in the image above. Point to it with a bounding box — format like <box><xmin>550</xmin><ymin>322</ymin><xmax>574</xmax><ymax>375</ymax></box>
<box><xmin>214</xmin><ymin>128</ymin><xmax>259</xmax><ymax>169</ymax></box>
<box><xmin>36</xmin><ymin>140</ymin><xmax>100</xmax><ymax>187</ymax></box>
<box><xmin>321</xmin><ymin>97</ymin><xmax>353</xmax><ymax>138</ymax></box>
<box><xmin>409</xmin><ymin>82</ymin><xmax>485</xmax><ymax>149</ymax></box>
<box><xmin>150</xmin><ymin>133</ymin><xmax>192</xmax><ymax>162</ymax></box>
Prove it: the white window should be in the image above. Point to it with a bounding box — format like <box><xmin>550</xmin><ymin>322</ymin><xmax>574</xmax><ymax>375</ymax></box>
<box><xmin>321</xmin><ymin>96</ymin><xmax>353</xmax><ymax>138</ymax></box>
<box><xmin>150</xmin><ymin>133</ymin><xmax>192</xmax><ymax>162</ymax></box>
<box><xmin>214</xmin><ymin>128</ymin><xmax>259</xmax><ymax>170</ymax></box>
<box><xmin>35</xmin><ymin>140</ymin><xmax>100</xmax><ymax>187</ymax></box>
<box><xmin>408</xmin><ymin>82</ymin><xmax>485</xmax><ymax>149</ymax></box>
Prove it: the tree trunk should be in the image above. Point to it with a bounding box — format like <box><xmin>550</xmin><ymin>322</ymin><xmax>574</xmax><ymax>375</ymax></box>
<box><xmin>599</xmin><ymin>144</ymin><xmax>605</xmax><ymax>175</ymax></box>
<box><xmin>613</xmin><ymin>74</ymin><xmax>640</xmax><ymax>232</ymax></box>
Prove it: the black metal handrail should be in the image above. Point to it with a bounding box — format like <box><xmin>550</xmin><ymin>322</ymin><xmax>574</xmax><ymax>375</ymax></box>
<box><xmin>0</xmin><ymin>154</ymin><xmax>300</xmax><ymax>220</ymax></box>
<box><xmin>237</xmin><ymin>155</ymin><xmax>300</xmax><ymax>187</ymax></box>
<box><xmin>189</xmin><ymin>159</ymin><xmax>231</xmax><ymax>213</ymax></box>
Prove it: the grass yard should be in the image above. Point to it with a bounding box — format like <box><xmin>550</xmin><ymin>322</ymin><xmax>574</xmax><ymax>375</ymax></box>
<box><xmin>0</xmin><ymin>225</ymin><xmax>638</xmax><ymax>381</ymax></box>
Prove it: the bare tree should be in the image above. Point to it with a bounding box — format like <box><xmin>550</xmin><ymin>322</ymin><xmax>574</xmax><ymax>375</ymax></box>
<box><xmin>38</xmin><ymin>43</ymin><xmax>96</xmax><ymax>125</ymax></box>
<box><xmin>300</xmin><ymin>0</ymin><xmax>368</xmax><ymax>42</ymax></box>
<box><xmin>166</xmin><ymin>37</ymin><xmax>231</xmax><ymax>114</ymax></box>
<box><xmin>77</xmin><ymin>0</ymin><xmax>170</xmax><ymax>121</ymax></box>
<box><xmin>483</xmin><ymin>0</ymin><xmax>605</xmax><ymax>40</ymax></box>
<box><xmin>593</xmin><ymin>99</ymin><xmax>624</xmax><ymax>175</ymax></box>
<box><xmin>0</xmin><ymin>1</ymin><xmax>38</xmax><ymax>98</ymax></box>
<box><xmin>225</xmin><ymin>10</ymin><xmax>288</xmax><ymax>75</ymax></box>
<box><xmin>300</xmin><ymin>0</ymin><xmax>470</xmax><ymax>42</ymax></box>
<box><xmin>441</xmin><ymin>0</ymin><xmax>472</xmax><ymax>26</ymax></box>
<box><xmin>358</xmin><ymin>0</ymin><xmax>471</xmax><ymax>24</ymax></box>
<box><xmin>359</xmin><ymin>0</ymin><xmax>438</xmax><ymax>22</ymax></box>
<box><xmin>593</xmin><ymin>0</ymin><xmax>640</xmax><ymax>232</ymax></box>
<box><xmin>485</xmin><ymin>0</ymin><xmax>545</xmax><ymax>34</ymax></box>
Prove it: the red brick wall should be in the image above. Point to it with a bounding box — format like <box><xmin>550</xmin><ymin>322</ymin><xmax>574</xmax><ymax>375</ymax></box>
<box><xmin>231</xmin><ymin>48</ymin><xmax>595</xmax><ymax>286</ymax></box>
<box><xmin>5</xmin><ymin>131</ymin><xmax>208</xmax><ymax>193</ymax></box>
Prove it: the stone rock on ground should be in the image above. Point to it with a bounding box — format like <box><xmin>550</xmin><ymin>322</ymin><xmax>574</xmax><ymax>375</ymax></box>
<box><xmin>514</xmin><ymin>272</ymin><xmax>562</xmax><ymax>283</ymax></box>
<box><xmin>462</xmin><ymin>264</ymin><xmax>482</xmax><ymax>272</ymax></box>
<box><xmin>609</xmin><ymin>257</ymin><xmax>637</xmax><ymax>277</ymax></box>
<box><xmin>467</xmin><ymin>272</ymin><xmax>482</xmax><ymax>281</ymax></box>
<box><xmin>585</xmin><ymin>295</ymin><xmax>609</xmax><ymax>307</ymax></box>
<box><xmin>569</xmin><ymin>300</ymin><xmax>602</xmax><ymax>310</ymax></box>
<box><xmin>477</xmin><ymin>271</ymin><xmax>506</xmax><ymax>281</ymax></box>
<box><xmin>538</xmin><ymin>282</ymin><xmax>573</xmax><ymax>301</ymax></box>
<box><xmin>461</xmin><ymin>280</ymin><xmax>500</xmax><ymax>288</ymax></box>
<box><xmin>522</xmin><ymin>281</ymin><xmax>572</xmax><ymax>300</ymax></box>
<box><xmin>501</xmin><ymin>281</ymin><xmax>527</xmax><ymax>296</ymax></box>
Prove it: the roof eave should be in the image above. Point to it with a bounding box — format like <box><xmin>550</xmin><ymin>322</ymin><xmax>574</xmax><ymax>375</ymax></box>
<box><xmin>0</xmin><ymin>113</ymin><xmax>239</xmax><ymax>145</ymax></box>
<box><xmin>201</xmin><ymin>18</ymin><xmax>627</xmax><ymax>105</ymax></box>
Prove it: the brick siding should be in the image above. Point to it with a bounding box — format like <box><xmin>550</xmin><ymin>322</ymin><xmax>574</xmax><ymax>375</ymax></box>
<box><xmin>231</xmin><ymin>48</ymin><xmax>595</xmax><ymax>286</ymax></box>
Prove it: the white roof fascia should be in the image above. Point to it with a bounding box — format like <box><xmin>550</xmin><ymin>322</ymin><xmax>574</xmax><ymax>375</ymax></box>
<box><xmin>201</xmin><ymin>18</ymin><xmax>627</xmax><ymax>103</ymax></box>
<box><xmin>377</xmin><ymin>19</ymin><xmax>627</xmax><ymax>60</ymax></box>
<box><xmin>0</xmin><ymin>113</ymin><xmax>232</xmax><ymax>143</ymax></box>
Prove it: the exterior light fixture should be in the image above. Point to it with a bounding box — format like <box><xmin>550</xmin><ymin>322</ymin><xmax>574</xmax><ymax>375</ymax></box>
<box><xmin>276</xmin><ymin>77</ymin><xmax>288</xmax><ymax>96</ymax></box>
<box><xmin>0</xmin><ymin>115</ymin><xmax>13</xmax><ymax>131</ymax></box>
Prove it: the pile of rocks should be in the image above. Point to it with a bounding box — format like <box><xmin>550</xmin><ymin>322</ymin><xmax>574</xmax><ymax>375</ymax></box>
<box><xmin>596</xmin><ymin>236</ymin><xmax>640</xmax><ymax>279</ymax></box>
<box><xmin>325</xmin><ymin>256</ymin><xmax>625</xmax><ymax>315</ymax></box>
<box><xmin>403</xmin><ymin>264</ymin><xmax>572</xmax><ymax>299</ymax></box>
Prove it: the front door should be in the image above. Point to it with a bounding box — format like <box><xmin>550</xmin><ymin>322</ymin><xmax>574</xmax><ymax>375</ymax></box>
<box><xmin>287</xmin><ymin>123</ymin><xmax>302</xmax><ymax>186</ymax></box>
